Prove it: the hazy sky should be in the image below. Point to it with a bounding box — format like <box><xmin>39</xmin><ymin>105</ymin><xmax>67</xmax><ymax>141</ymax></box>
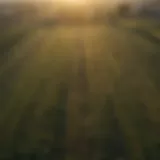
<box><xmin>0</xmin><ymin>0</ymin><xmax>146</xmax><ymax>2</ymax></box>
<box><xmin>0</xmin><ymin>0</ymin><xmax>151</xmax><ymax>6</ymax></box>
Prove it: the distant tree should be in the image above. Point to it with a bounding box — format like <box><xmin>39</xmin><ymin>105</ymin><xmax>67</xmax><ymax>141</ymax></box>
<box><xmin>117</xmin><ymin>3</ymin><xmax>131</xmax><ymax>17</ymax></box>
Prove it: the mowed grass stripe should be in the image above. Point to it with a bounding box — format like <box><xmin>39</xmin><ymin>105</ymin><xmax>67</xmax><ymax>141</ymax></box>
<box><xmin>27</xmin><ymin>36</ymin><xmax>75</xmax><ymax>146</ymax></box>
<box><xmin>1</xmin><ymin>30</ymin><xmax>57</xmax><ymax>130</ymax></box>
<box><xmin>0</xmin><ymin>29</ymin><xmax>52</xmax><ymax>76</ymax></box>
<box><xmin>0</xmin><ymin>28</ymin><xmax>75</xmax><ymax>147</ymax></box>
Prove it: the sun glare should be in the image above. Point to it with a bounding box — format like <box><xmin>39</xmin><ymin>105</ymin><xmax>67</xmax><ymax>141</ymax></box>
<box><xmin>57</xmin><ymin>0</ymin><xmax>88</xmax><ymax>6</ymax></box>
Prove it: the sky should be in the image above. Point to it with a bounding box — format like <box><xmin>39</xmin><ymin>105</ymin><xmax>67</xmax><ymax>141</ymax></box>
<box><xmin>0</xmin><ymin>0</ymin><xmax>147</xmax><ymax>2</ymax></box>
<box><xmin>0</xmin><ymin>0</ymin><xmax>153</xmax><ymax>2</ymax></box>
<box><xmin>0</xmin><ymin>0</ymin><xmax>152</xmax><ymax>6</ymax></box>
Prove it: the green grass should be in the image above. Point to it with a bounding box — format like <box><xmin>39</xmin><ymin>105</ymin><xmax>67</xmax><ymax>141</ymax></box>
<box><xmin>150</xmin><ymin>28</ymin><xmax>160</xmax><ymax>38</ymax></box>
<box><xmin>119</xmin><ymin>17</ymin><xmax>159</xmax><ymax>28</ymax></box>
<box><xmin>119</xmin><ymin>17</ymin><xmax>160</xmax><ymax>39</ymax></box>
<box><xmin>0</xmin><ymin>24</ymin><xmax>160</xmax><ymax>159</ymax></box>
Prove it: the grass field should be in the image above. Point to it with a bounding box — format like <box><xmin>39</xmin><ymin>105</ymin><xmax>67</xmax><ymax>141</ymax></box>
<box><xmin>118</xmin><ymin>17</ymin><xmax>160</xmax><ymax>39</ymax></box>
<box><xmin>0</xmin><ymin>17</ymin><xmax>160</xmax><ymax>160</ymax></box>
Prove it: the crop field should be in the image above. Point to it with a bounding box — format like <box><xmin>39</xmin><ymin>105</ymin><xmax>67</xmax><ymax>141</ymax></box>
<box><xmin>0</xmin><ymin>13</ymin><xmax>159</xmax><ymax>160</ymax></box>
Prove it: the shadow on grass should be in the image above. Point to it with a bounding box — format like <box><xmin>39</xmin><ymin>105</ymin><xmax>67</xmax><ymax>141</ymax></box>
<box><xmin>132</xmin><ymin>28</ymin><xmax>160</xmax><ymax>45</ymax></box>
<box><xmin>0</xmin><ymin>31</ymin><xmax>28</xmax><ymax>65</ymax></box>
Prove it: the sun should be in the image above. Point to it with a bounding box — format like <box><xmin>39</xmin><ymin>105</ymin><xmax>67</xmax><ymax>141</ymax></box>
<box><xmin>57</xmin><ymin>0</ymin><xmax>88</xmax><ymax>6</ymax></box>
<box><xmin>66</xmin><ymin>0</ymin><xmax>87</xmax><ymax>4</ymax></box>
